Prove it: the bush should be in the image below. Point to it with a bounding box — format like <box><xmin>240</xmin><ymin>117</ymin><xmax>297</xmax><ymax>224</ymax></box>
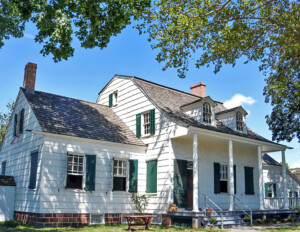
<box><xmin>264</xmin><ymin>218</ymin><xmax>272</xmax><ymax>224</ymax></box>
<box><xmin>254</xmin><ymin>219</ymin><xmax>262</xmax><ymax>225</ymax></box>
<box><xmin>295</xmin><ymin>210</ymin><xmax>300</xmax><ymax>214</ymax></box>
<box><xmin>292</xmin><ymin>217</ymin><xmax>298</xmax><ymax>222</ymax></box>
<box><xmin>271</xmin><ymin>219</ymin><xmax>277</xmax><ymax>224</ymax></box>
<box><xmin>210</xmin><ymin>217</ymin><xmax>217</xmax><ymax>224</ymax></box>
<box><xmin>3</xmin><ymin>220</ymin><xmax>24</xmax><ymax>227</ymax></box>
<box><xmin>280</xmin><ymin>218</ymin><xmax>285</xmax><ymax>223</ymax></box>
<box><xmin>243</xmin><ymin>216</ymin><xmax>251</xmax><ymax>222</ymax></box>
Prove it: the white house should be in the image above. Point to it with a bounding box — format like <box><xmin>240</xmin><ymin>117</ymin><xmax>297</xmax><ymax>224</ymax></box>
<box><xmin>262</xmin><ymin>154</ymin><xmax>300</xmax><ymax>209</ymax></box>
<box><xmin>0</xmin><ymin>63</ymin><xmax>294</xmax><ymax>227</ymax></box>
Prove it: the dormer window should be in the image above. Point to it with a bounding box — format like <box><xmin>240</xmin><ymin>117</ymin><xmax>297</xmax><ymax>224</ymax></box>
<box><xmin>13</xmin><ymin>108</ymin><xmax>25</xmax><ymax>137</ymax></box>
<box><xmin>236</xmin><ymin>112</ymin><xmax>243</xmax><ymax>131</ymax></box>
<box><xmin>203</xmin><ymin>103</ymin><xmax>212</xmax><ymax>124</ymax></box>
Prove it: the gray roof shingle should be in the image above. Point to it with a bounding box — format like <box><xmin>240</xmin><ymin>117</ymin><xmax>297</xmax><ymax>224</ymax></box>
<box><xmin>0</xmin><ymin>175</ymin><xmax>16</xmax><ymax>186</ymax></box>
<box><xmin>133</xmin><ymin>77</ymin><xmax>278</xmax><ymax>145</ymax></box>
<box><xmin>22</xmin><ymin>88</ymin><xmax>144</xmax><ymax>146</ymax></box>
<box><xmin>262</xmin><ymin>154</ymin><xmax>281</xmax><ymax>166</ymax></box>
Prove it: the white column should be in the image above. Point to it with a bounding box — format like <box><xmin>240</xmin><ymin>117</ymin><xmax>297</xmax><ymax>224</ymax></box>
<box><xmin>228</xmin><ymin>140</ymin><xmax>234</xmax><ymax>211</ymax></box>
<box><xmin>258</xmin><ymin>146</ymin><xmax>265</xmax><ymax>210</ymax></box>
<box><xmin>282</xmin><ymin>150</ymin><xmax>289</xmax><ymax>209</ymax></box>
<box><xmin>193</xmin><ymin>133</ymin><xmax>199</xmax><ymax>212</ymax></box>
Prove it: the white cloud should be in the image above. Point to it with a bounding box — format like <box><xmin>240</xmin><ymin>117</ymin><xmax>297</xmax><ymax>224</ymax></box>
<box><xmin>224</xmin><ymin>93</ymin><xmax>256</xmax><ymax>109</ymax></box>
<box><xmin>291</xmin><ymin>160</ymin><xmax>300</xmax><ymax>169</ymax></box>
<box><xmin>24</xmin><ymin>33</ymin><xmax>34</xmax><ymax>39</ymax></box>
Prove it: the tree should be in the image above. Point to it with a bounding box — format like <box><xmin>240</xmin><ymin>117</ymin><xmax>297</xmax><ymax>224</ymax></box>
<box><xmin>280</xmin><ymin>162</ymin><xmax>290</xmax><ymax>170</ymax></box>
<box><xmin>0</xmin><ymin>100</ymin><xmax>15</xmax><ymax>147</ymax></box>
<box><xmin>137</xmin><ymin>0</ymin><xmax>299</xmax><ymax>143</ymax></box>
<box><xmin>0</xmin><ymin>0</ymin><xmax>150</xmax><ymax>62</ymax></box>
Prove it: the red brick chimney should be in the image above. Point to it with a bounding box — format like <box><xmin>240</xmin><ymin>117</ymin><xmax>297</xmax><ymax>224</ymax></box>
<box><xmin>23</xmin><ymin>62</ymin><xmax>37</xmax><ymax>89</ymax></box>
<box><xmin>190</xmin><ymin>82</ymin><xmax>206</xmax><ymax>97</ymax></box>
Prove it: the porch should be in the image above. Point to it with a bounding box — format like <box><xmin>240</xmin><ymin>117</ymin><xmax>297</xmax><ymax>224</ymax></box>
<box><xmin>169</xmin><ymin>127</ymin><xmax>291</xmax><ymax>214</ymax></box>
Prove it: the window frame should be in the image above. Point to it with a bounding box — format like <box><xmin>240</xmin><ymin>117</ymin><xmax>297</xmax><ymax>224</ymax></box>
<box><xmin>236</xmin><ymin>112</ymin><xmax>243</xmax><ymax>131</ymax></box>
<box><xmin>265</xmin><ymin>183</ymin><xmax>275</xmax><ymax>198</ymax></box>
<box><xmin>142</xmin><ymin>111</ymin><xmax>151</xmax><ymax>136</ymax></box>
<box><xmin>66</xmin><ymin>153</ymin><xmax>85</xmax><ymax>190</ymax></box>
<box><xmin>219</xmin><ymin>164</ymin><xmax>228</xmax><ymax>193</ymax></box>
<box><xmin>113</xmin><ymin>159</ymin><xmax>128</xmax><ymax>192</ymax></box>
<box><xmin>203</xmin><ymin>102</ymin><xmax>212</xmax><ymax>124</ymax></box>
<box><xmin>113</xmin><ymin>91</ymin><xmax>118</xmax><ymax>106</ymax></box>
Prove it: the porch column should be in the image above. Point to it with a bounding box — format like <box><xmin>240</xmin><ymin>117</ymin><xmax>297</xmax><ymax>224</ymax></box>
<box><xmin>228</xmin><ymin>140</ymin><xmax>234</xmax><ymax>211</ymax></box>
<box><xmin>282</xmin><ymin>150</ymin><xmax>289</xmax><ymax>209</ymax></box>
<box><xmin>193</xmin><ymin>133</ymin><xmax>199</xmax><ymax>212</ymax></box>
<box><xmin>258</xmin><ymin>146</ymin><xmax>265</xmax><ymax>210</ymax></box>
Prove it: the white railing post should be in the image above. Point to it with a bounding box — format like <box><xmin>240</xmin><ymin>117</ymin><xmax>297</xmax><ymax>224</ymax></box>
<box><xmin>229</xmin><ymin>140</ymin><xmax>234</xmax><ymax>211</ymax></box>
<box><xmin>258</xmin><ymin>147</ymin><xmax>264</xmax><ymax>210</ymax></box>
<box><xmin>193</xmin><ymin>133</ymin><xmax>199</xmax><ymax>212</ymax></box>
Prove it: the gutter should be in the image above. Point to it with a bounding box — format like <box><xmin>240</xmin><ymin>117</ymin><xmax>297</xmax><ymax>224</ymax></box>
<box><xmin>26</xmin><ymin>130</ymin><xmax>147</xmax><ymax>151</ymax></box>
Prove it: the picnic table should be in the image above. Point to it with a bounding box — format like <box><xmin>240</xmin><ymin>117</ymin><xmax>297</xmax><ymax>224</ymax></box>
<box><xmin>121</xmin><ymin>215</ymin><xmax>157</xmax><ymax>230</ymax></box>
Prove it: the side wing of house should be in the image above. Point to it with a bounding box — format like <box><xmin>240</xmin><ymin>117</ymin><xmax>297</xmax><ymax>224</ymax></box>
<box><xmin>0</xmin><ymin>90</ymin><xmax>44</xmax><ymax>214</ymax></box>
<box><xmin>263</xmin><ymin>164</ymin><xmax>300</xmax><ymax>209</ymax></box>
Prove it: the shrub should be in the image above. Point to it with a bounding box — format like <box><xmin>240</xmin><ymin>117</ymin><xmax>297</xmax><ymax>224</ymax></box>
<box><xmin>264</xmin><ymin>218</ymin><xmax>272</xmax><ymax>224</ymax></box>
<box><xmin>254</xmin><ymin>219</ymin><xmax>262</xmax><ymax>225</ymax></box>
<box><xmin>292</xmin><ymin>217</ymin><xmax>298</xmax><ymax>222</ymax></box>
<box><xmin>271</xmin><ymin>219</ymin><xmax>277</xmax><ymax>224</ymax></box>
<box><xmin>243</xmin><ymin>216</ymin><xmax>251</xmax><ymax>222</ymax></box>
<box><xmin>210</xmin><ymin>217</ymin><xmax>217</xmax><ymax>224</ymax></box>
<box><xmin>280</xmin><ymin>218</ymin><xmax>285</xmax><ymax>223</ymax></box>
<box><xmin>131</xmin><ymin>193</ymin><xmax>150</xmax><ymax>214</ymax></box>
<box><xmin>295</xmin><ymin>210</ymin><xmax>300</xmax><ymax>214</ymax></box>
<box><xmin>3</xmin><ymin>220</ymin><xmax>24</xmax><ymax>227</ymax></box>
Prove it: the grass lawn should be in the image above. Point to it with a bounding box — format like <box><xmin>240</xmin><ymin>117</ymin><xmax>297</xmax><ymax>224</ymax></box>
<box><xmin>261</xmin><ymin>223</ymin><xmax>300</xmax><ymax>231</ymax></box>
<box><xmin>0</xmin><ymin>223</ymin><xmax>222</xmax><ymax>232</ymax></box>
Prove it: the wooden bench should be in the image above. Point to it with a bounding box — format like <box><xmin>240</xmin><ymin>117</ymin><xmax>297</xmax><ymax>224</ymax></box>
<box><xmin>121</xmin><ymin>215</ymin><xmax>157</xmax><ymax>230</ymax></box>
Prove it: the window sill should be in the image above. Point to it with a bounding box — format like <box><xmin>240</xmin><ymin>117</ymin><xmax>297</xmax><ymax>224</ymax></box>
<box><xmin>146</xmin><ymin>193</ymin><xmax>157</xmax><ymax>196</ymax></box>
<box><xmin>64</xmin><ymin>188</ymin><xmax>87</xmax><ymax>193</ymax></box>
<box><xmin>141</xmin><ymin>134</ymin><xmax>153</xmax><ymax>138</ymax></box>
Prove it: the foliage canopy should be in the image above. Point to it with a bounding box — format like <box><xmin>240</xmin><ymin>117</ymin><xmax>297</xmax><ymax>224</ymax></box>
<box><xmin>0</xmin><ymin>100</ymin><xmax>15</xmax><ymax>147</ymax></box>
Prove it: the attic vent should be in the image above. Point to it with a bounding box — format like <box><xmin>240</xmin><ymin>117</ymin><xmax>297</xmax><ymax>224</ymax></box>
<box><xmin>90</xmin><ymin>214</ymin><xmax>104</xmax><ymax>225</ymax></box>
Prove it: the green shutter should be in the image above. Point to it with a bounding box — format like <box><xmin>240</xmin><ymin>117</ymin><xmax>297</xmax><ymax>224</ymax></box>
<box><xmin>273</xmin><ymin>184</ymin><xmax>277</xmax><ymax>197</ymax></box>
<box><xmin>129</xmin><ymin>160</ymin><xmax>138</xmax><ymax>192</ymax></box>
<box><xmin>289</xmin><ymin>192</ymin><xmax>292</xmax><ymax>198</ymax></box>
<box><xmin>245</xmin><ymin>167</ymin><xmax>254</xmax><ymax>195</ymax></box>
<box><xmin>109</xmin><ymin>93</ymin><xmax>113</xmax><ymax>107</ymax></box>
<box><xmin>13</xmin><ymin>114</ymin><xmax>17</xmax><ymax>137</ymax></box>
<box><xmin>150</xmin><ymin>109</ymin><xmax>155</xmax><ymax>135</ymax></box>
<box><xmin>29</xmin><ymin>152</ymin><xmax>38</xmax><ymax>189</ymax></box>
<box><xmin>214</xmin><ymin>163</ymin><xmax>220</xmax><ymax>194</ymax></box>
<box><xmin>234</xmin><ymin>165</ymin><xmax>237</xmax><ymax>194</ymax></box>
<box><xmin>85</xmin><ymin>155</ymin><xmax>96</xmax><ymax>191</ymax></box>
<box><xmin>136</xmin><ymin>114</ymin><xmax>141</xmax><ymax>137</ymax></box>
<box><xmin>174</xmin><ymin>159</ymin><xmax>187</xmax><ymax>208</ymax></box>
<box><xmin>19</xmin><ymin>108</ymin><xmax>25</xmax><ymax>134</ymax></box>
<box><xmin>265</xmin><ymin>183</ymin><xmax>269</xmax><ymax>197</ymax></box>
<box><xmin>146</xmin><ymin>160</ymin><xmax>157</xmax><ymax>193</ymax></box>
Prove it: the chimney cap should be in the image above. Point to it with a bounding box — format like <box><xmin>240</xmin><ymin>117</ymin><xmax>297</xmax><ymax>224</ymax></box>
<box><xmin>190</xmin><ymin>82</ymin><xmax>206</xmax><ymax>89</ymax></box>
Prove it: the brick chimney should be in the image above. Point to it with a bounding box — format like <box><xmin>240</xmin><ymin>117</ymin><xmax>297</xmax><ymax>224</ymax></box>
<box><xmin>23</xmin><ymin>62</ymin><xmax>37</xmax><ymax>90</ymax></box>
<box><xmin>190</xmin><ymin>82</ymin><xmax>206</xmax><ymax>97</ymax></box>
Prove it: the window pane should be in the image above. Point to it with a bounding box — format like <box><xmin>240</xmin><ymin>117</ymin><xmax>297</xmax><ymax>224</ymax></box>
<box><xmin>66</xmin><ymin>175</ymin><xmax>83</xmax><ymax>189</ymax></box>
<box><xmin>114</xmin><ymin>168</ymin><xmax>118</xmax><ymax>174</ymax></box>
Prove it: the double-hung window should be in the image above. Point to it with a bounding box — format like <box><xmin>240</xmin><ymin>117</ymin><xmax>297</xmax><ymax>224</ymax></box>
<box><xmin>236</xmin><ymin>112</ymin><xmax>243</xmax><ymax>131</ymax></box>
<box><xmin>13</xmin><ymin>108</ymin><xmax>25</xmax><ymax>137</ymax></box>
<box><xmin>203</xmin><ymin>103</ymin><xmax>212</xmax><ymax>124</ymax></box>
<box><xmin>220</xmin><ymin>164</ymin><xmax>228</xmax><ymax>193</ymax></box>
<box><xmin>143</xmin><ymin>113</ymin><xmax>150</xmax><ymax>136</ymax></box>
<box><xmin>265</xmin><ymin>183</ymin><xmax>276</xmax><ymax>198</ymax></box>
<box><xmin>67</xmin><ymin>153</ymin><xmax>84</xmax><ymax>189</ymax></box>
<box><xmin>113</xmin><ymin>159</ymin><xmax>127</xmax><ymax>191</ymax></box>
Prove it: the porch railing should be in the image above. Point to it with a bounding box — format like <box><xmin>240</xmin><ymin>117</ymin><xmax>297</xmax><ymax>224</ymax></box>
<box><xmin>203</xmin><ymin>194</ymin><xmax>224</xmax><ymax>229</ymax></box>
<box><xmin>232</xmin><ymin>194</ymin><xmax>253</xmax><ymax>225</ymax></box>
<box><xmin>264</xmin><ymin>197</ymin><xmax>300</xmax><ymax>209</ymax></box>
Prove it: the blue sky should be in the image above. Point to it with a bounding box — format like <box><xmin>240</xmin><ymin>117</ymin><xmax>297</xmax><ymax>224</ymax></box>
<box><xmin>0</xmin><ymin>23</ymin><xmax>299</xmax><ymax>167</ymax></box>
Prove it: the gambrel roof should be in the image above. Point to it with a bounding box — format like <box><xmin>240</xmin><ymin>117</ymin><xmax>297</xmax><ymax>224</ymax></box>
<box><xmin>22</xmin><ymin>88</ymin><xmax>145</xmax><ymax>147</ymax></box>
<box><xmin>131</xmin><ymin>76</ymin><xmax>278</xmax><ymax>145</ymax></box>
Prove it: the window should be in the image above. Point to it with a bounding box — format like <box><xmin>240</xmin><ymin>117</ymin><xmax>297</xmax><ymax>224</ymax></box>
<box><xmin>113</xmin><ymin>91</ymin><xmax>118</xmax><ymax>105</ymax></box>
<box><xmin>203</xmin><ymin>103</ymin><xmax>212</xmax><ymax>124</ymax></box>
<box><xmin>13</xmin><ymin>108</ymin><xmax>25</xmax><ymax>137</ymax></box>
<box><xmin>265</xmin><ymin>183</ymin><xmax>276</xmax><ymax>198</ymax></box>
<box><xmin>90</xmin><ymin>214</ymin><xmax>104</xmax><ymax>225</ymax></box>
<box><xmin>113</xmin><ymin>159</ymin><xmax>127</xmax><ymax>191</ymax></box>
<box><xmin>143</xmin><ymin>112</ymin><xmax>150</xmax><ymax>135</ymax></box>
<box><xmin>136</xmin><ymin>109</ymin><xmax>155</xmax><ymax>137</ymax></box>
<box><xmin>236</xmin><ymin>112</ymin><xmax>243</xmax><ymax>131</ymax></box>
<box><xmin>220</xmin><ymin>164</ymin><xmax>228</xmax><ymax>193</ymax></box>
<box><xmin>67</xmin><ymin>153</ymin><xmax>84</xmax><ymax>189</ymax></box>
<box><xmin>1</xmin><ymin>161</ymin><xmax>6</xmax><ymax>175</ymax></box>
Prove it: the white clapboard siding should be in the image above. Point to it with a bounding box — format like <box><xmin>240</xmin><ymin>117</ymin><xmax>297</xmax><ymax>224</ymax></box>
<box><xmin>0</xmin><ymin>90</ymin><xmax>44</xmax><ymax>213</ymax></box>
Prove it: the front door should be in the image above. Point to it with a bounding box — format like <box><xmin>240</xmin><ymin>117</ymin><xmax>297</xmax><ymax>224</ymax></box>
<box><xmin>174</xmin><ymin>160</ymin><xmax>193</xmax><ymax>209</ymax></box>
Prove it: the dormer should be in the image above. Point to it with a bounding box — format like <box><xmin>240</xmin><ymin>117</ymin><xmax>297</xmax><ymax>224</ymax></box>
<box><xmin>215</xmin><ymin>106</ymin><xmax>248</xmax><ymax>133</ymax></box>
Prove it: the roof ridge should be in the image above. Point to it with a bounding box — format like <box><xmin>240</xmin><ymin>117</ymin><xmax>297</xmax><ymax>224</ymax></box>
<box><xmin>21</xmin><ymin>87</ymin><xmax>107</xmax><ymax>107</ymax></box>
